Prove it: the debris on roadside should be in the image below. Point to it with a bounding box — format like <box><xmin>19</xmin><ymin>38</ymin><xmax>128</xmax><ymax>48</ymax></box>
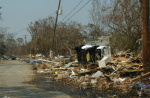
<box><xmin>20</xmin><ymin>45</ymin><xmax>150</xmax><ymax>97</ymax></box>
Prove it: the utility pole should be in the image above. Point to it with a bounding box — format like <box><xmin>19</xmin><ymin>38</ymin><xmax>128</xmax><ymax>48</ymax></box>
<box><xmin>51</xmin><ymin>0</ymin><xmax>61</xmax><ymax>57</ymax></box>
<box><xmin>23</xmin><ymin>35</ymin><xmax>28</xmax><ymax>55</ymax></box>
<box><xmin>0</xmin><ymin>6</ymin><xmax>2</xmax><ymax>20</ymax></box>
<box><xmin>23</xmin><ymin>35</ymin><xmax>27</xmax><ymax>44</ymax></box>
<box><xmin>142</xmin><ymin>0</ymin><xmax>149</xmax><ymax>73</ymax></box>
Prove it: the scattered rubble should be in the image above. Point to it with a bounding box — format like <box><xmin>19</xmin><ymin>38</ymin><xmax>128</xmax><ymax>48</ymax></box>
<box><xmin>20</xmin><ymin>51</ymin><xmax>150</xmax><ymax>97</ymax></box>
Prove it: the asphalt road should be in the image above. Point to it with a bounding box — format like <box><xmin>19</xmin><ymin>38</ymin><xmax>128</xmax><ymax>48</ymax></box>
<box><xmin>0</xmin><ymin>60</ymin><xmax>71</xmax><ymax>98</ymax></box>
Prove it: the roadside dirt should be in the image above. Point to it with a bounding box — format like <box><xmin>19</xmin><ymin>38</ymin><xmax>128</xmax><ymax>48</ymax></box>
<box><xmin>0</xmin><ymin>60</ymin><xmax>33</xmax><ymax>87</ymax></box>
<box><xmin>0</xmin><ymin>60</ymin><xmax>71</xmax><ymax>98</ymax></box>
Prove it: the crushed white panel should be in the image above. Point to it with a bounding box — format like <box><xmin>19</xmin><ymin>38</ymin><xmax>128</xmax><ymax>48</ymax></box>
<box><xmin>97</xmin><ymin>56</ymin><xmax>112</xmax><ymax>68</ymax></box>
<box><xmin>92</xmin><ymin>71</ymin><xmax>103</xmax><ymax>78</ymax></box>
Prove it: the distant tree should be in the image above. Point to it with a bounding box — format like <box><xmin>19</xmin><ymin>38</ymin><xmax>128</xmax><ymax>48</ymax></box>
<box><xmin>17</xmin><ymin>38</ymin><xmax>23</xmax><ymax>46</ymax></box>
<box><xmin>89</xmin><ymin>0</ymin><xmax>110</xmax><ymax>38</ymax></box>
<box><xmin>27</xmin><ymin>17</ymin><xmax>84</xmax><ymax>56</ymax></box>
<box><xmin>0</xmin><ymin>28</ymin><xmax>6</xmax><ymax>56</ymax></box>
<box><xmin>0</xmin><ymin>42</ymin><xmax>6</xmax><ymax>56</ymax></box>
<box><xmin>86</xmin><ymin>23</ymin><xmax>104</xmax><ymax>38</ymax></box>
<box><xmin>106</xmin><ymin>0</ymin><xmax>142</xmax><ymax>53</ymax></box>
<box><xmin>56</xmin><ymin>21</ymin><xmax>84</xmax><ymax>55</ymax></box>
<box><xmin>90</xmin><ymin>0</ymin><xmax>142</xmax><ymax>53</ymax></box>
<box><xmin>27</xmin><ymin>17</ymin><xmax>54</xmax><ymax>56</ymax></box>
<box><xmin>1</xmin><ymin>32</ymin><xmax>17</xmax><ymax>56</ymax></box>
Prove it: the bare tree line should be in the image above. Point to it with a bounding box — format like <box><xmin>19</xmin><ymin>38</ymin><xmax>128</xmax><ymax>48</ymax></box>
<box><xmin>90</xmin><ymin>0</ymin><xmax>142</xmax><ymax>53</ymax></box>
<box><xmin>0</xmin><ymin>0</ymin><xmax>147</xmax><ymax>57</ymax></box>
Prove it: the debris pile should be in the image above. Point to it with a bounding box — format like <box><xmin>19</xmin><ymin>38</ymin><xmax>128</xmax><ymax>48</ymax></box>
<box><xmin>20</xmin><ymin>52</ymin><xmax>150</xmax><ymax>97</ymax></box>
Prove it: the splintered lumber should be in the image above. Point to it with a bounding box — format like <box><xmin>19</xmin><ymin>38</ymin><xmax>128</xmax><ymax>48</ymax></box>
<box><xmin>118</xmin><ymin>69</ymin><xmax>144</xmax><ymax>77</ymax></box>
<box><xmin>131</xmin><ymin>72</ymin><xmax>150</xmax><ymax>82</ymax></box>
<box><xmin>119</xmin><ymin>69</ymin><xmax>144</xmax><ymax>73</ymax></box>
<box><xmin>78</xmin><ymin>68</ymin><xmax>97</xmax><ymax>75</ymax></box>
<box><xmin>51</xmin><ymin>67</ymin><xmax>67</xmax><ymax>70</ymax></box>
<box><xmin>97</xmin><ymin>66</ymin><xmax>112</xmax><ymax>70</ymax></box>
<box><xmin>67</xmin><ymin>67</ymin><xmax>81</xmax><ymax>70</ymax></box>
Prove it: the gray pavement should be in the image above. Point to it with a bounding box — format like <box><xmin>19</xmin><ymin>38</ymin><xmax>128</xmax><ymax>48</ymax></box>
<box><xmin>0</xmin><ymin>60</ymin><xmax>71</xmax><ymax>98</ymax></box>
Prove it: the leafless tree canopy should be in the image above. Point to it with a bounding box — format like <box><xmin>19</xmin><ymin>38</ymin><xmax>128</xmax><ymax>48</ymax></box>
<box><xmin>1</xmin><ymin>0</ymin><xmax>147</xmax><ymax>57</ymax></box>
<box><xmin>27</xmin><ymin>18</ymin><xmax>85</xmax><ymax>56</ymax></box>
<box><xmin>89</xmin><ymin>0</ymin><xmax>142</xmax><ymax>53</ymax></box>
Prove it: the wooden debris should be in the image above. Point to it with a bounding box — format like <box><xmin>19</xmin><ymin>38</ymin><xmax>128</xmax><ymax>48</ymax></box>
<box><xmin>131</xmin><ymin>72</ymin><xmax>150</xmax><ymax>82</ymax></box>
<box><xmin>22</xmin><ymin>52</ymin><xmax>149</xmax><ymax>94</ymax></box>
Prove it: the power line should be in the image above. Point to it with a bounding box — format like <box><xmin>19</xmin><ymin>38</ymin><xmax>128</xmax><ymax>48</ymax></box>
<box><xmin>14</xmin><ymin>27</ymin><xmax>27</xmax><ymax>34</ymax></box>
<box><xmin>66</xmin><ymin>0</ymin><xmax>91</xmax><ymax>22</ymax></box>
<box><xmin>43</xmin><ymin>1</ymin><xmax>57</xmax><ymax>18</ymax></box>
<box><xmin>13</xmin><ymin>1</ymin><xmax>91</xmax><ymax>38</ymax></box>
<box><xmin>62</xmin><ymin>0</ymin><xmax>83</xmax><ymax>21</ymax></box>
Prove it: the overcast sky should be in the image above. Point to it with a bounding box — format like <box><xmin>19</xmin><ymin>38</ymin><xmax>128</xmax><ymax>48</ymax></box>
<box><xmin>0</xmin><ymin>0</ymin><xmax>92</xmax><ymax>41</ymax></box>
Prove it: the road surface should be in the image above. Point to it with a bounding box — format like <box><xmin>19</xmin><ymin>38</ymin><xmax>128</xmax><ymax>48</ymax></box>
<box><xmin>0</xmin><ymin>60</ymin><xmax>71</xmax><ymax>98</ymax></box>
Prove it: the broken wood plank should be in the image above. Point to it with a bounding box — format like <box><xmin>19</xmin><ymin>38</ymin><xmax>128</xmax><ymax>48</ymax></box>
<box><xmin>67</xmin><ymin>67</ymin><xmax>81</xmax><ymax>70</ymax></box>
<box><xmin>131</xmin><ymin>72</ymin><xmax>150</xmax><ymax>82</ymax></box>
<box><xmin>119</xmin><ymin>69</ymin><xmax>144</xmax><ymax>73</ymax></box>
<box><xmin>78</xmin><ymin>68</ymin><xmax>97</xmax><ymax>75</ymax></box>
<box><xmin>51</xmin><ymin>68</ymin><xmax>67</xmax><ymax>70</ymax></box>
<box><xmin>97</xmin><ymin>66</ymin><xmax>113</xmax><ymax>70</ymax></box>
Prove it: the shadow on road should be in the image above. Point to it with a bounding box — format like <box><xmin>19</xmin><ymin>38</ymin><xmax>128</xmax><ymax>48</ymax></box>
<box><xmin>0</xmin><ymin>86</ymin><xmax>69</xmax><ymax>98</ymax></box>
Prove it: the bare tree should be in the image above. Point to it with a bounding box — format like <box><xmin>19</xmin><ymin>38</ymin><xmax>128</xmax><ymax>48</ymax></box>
<box><xmin>89</xmin><ymin>0</ymin><xmax>142</xmax><ymax>53</ymax></box>
<box><xmin>105</xmin><ymin>0</ymin><xmax>142</xmax><ymax>53</ymax></box>
<box><xmin>89</xmin><ymin>0</ymin><xmax>111</xmax><ymax>38</ymax></box>
<box><xmin>0</xmin><ymin>28</ymin><xmax>7</xmax><ymax>56</ymax></box>
<box><xmin>0</xmin><ymin>32</ymin><xmax>5</xmax><ymax>56</ymax></box>
<box><xmin>106</xmin><ymin>0</ymin><xmax>141</xmax><ymax>35</ymax></box>
<box><xmin>56</xmin><ymin>21</ymin><xmax>84</xmax><ymax>56</ymax></box>
<box><xmin>17</xmin><ymin>38</ymin><xmax>23</xmax><ymax>46</ymax></box>
<box><xmin>27</xmin><ymin>17</ymin><xmax>55</xmax><ymax>56</ymax></box>
<box><xmin>27</xmin><ymin>17</ymin><xmax>85</xmax><ymax>56</ymax></box>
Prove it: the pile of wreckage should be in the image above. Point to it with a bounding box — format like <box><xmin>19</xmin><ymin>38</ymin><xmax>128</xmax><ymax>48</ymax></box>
<box><xmin>21</xmin><ymin>45</ymin><xmax>150</xmax><ymax>97</ymax></box>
